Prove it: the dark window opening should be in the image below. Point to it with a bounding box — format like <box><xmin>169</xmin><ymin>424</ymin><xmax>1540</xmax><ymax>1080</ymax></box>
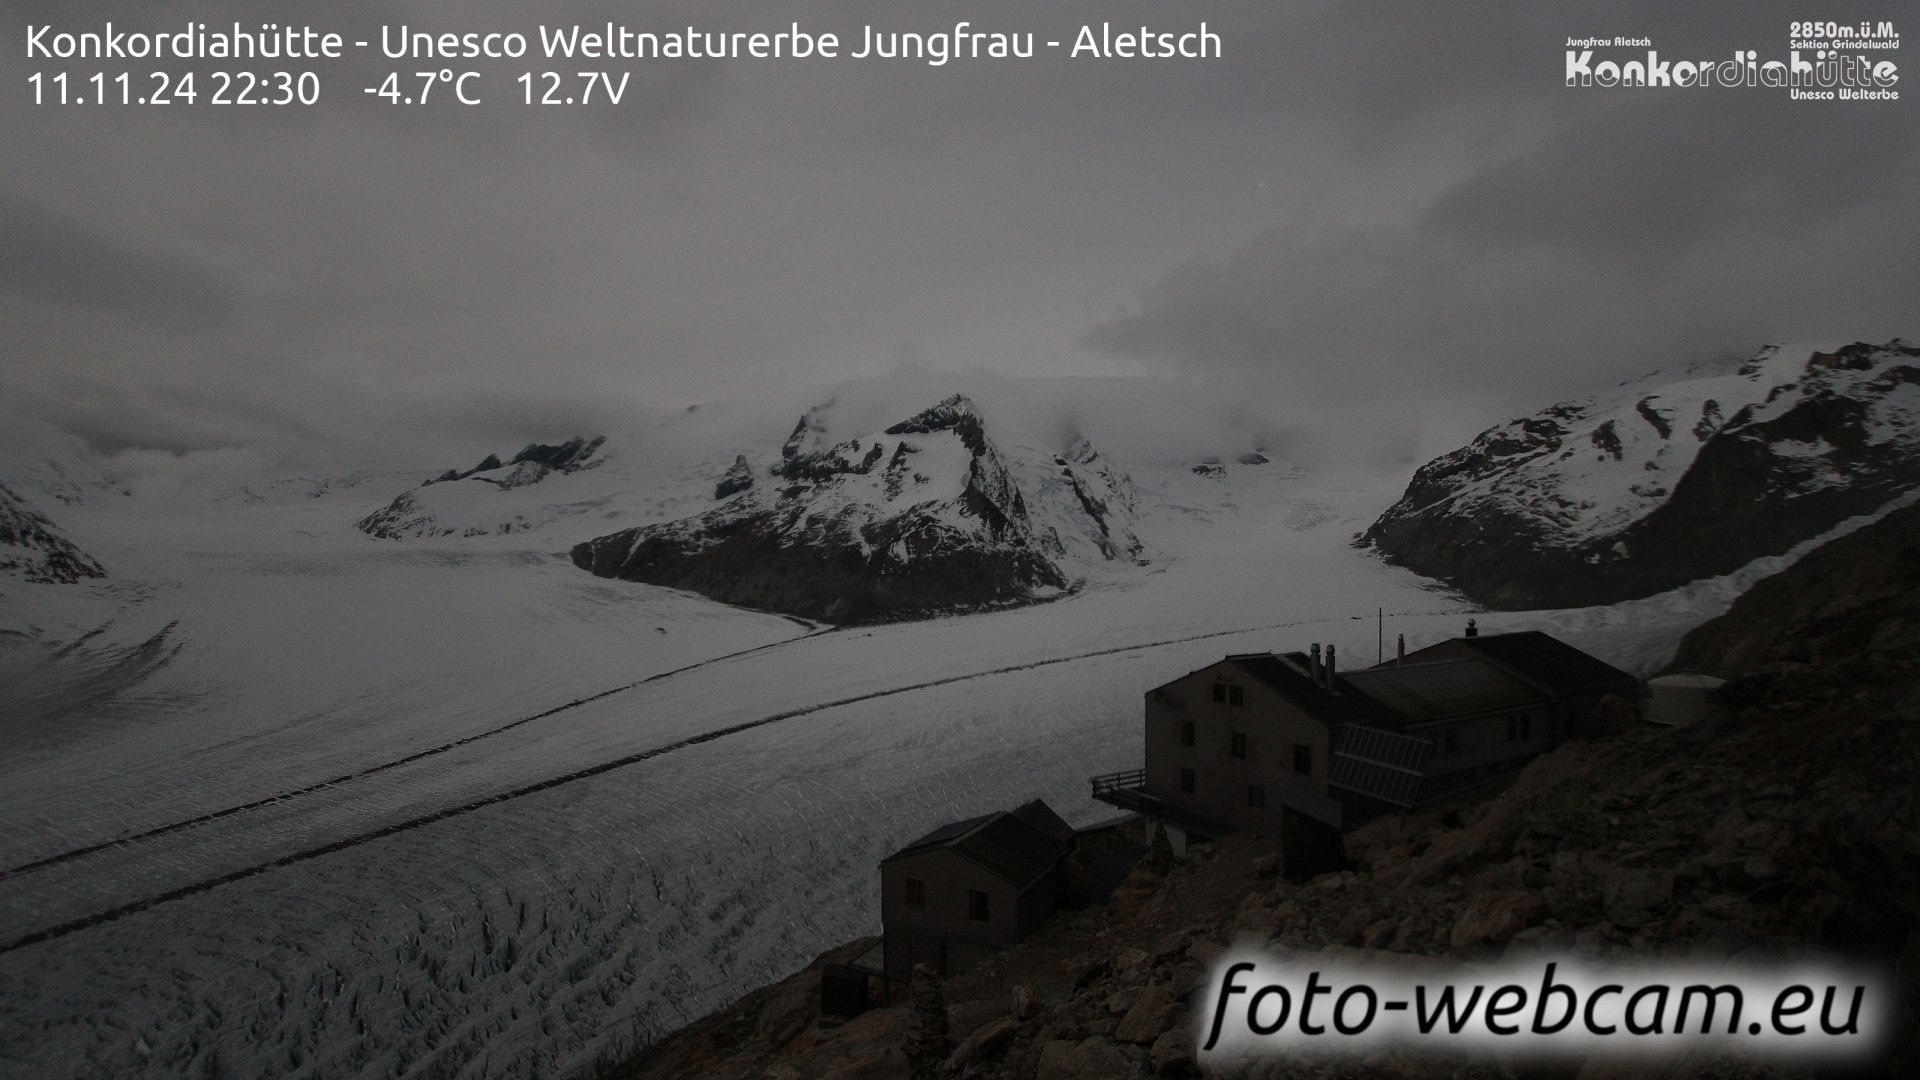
<box><xmin>1211</xmin><ymin>682</ymin><xmax>1227</xmax><ymax>703</ymax></box>
<box><xmin>967</xmin><ymin>889</ymin><xmax>990</xmax><ymax>921</ymax></box>
<box><xmin>1230</xmin><ymin>731</ymin><xmax>1248</xmax><ymax>759</ymax></box>
<box><xmin>1179</xmin><ymin>720</ymin><xmax>1196</xmax><ymax>747</ymax></box>
<box><xmin>904</xmin><ymin>878</ymin><xmax>925</xmax><ymax>909</ymax></box>
<box><xmin>1293</xmin><ymin>745</ymin><xmax>1312</xmax><ymax>774</ymax></box>
<box><xmin>1179</xmin><ymin>767</ymin><xmax>1196</xmax><ymax>794</ymax></box>
<box><xmin>1247</xmin><ymin>785</ymin><xmax>1265</xmax><ymax>809</ymax></box>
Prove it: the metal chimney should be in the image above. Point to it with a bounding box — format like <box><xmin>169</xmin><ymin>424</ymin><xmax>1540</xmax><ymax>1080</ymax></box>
<box><xmin>1325</xmin><ymin>644</ymin><xmax>1337</xmax><ymax>689</ymax></box>
<box><xmin>1309</xmin><ymin>643</ymin><xmax>1321</xmax><ymax>684</ymax></box>
<box><xmin>1465</xmin><ymin>618</ymin><xmax>1479</xmax><ymax>639</ymax></box>
<box><xmin>1396</xmin><ymin>633</ymin><xmax>1406</xmax><ymax>664</ymax></box>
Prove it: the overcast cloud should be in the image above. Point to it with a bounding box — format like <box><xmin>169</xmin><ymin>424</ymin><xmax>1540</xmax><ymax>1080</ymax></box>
<box><xmin>3</xmin><ymin>0</ymin><xmax>1914</xmax><ymax>474</ymax></box>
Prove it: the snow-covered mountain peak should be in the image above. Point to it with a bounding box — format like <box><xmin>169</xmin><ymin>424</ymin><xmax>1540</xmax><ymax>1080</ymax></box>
<box><xmin>1363</xmin><ymin>338</ymin><xmax>1920</xmax><ymax>608</ymax></box>
<box><xmin>882</xmin><ymin>393</ymin><xmax>981</xmax><ymax>435</ymax></box>
<box><xmin>571</xmin><ymin>392</ymin><xmax>1147</xmax><ymax>622</ymax></box>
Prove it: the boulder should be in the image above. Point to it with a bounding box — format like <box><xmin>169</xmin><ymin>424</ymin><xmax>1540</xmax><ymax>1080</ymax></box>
<box><xmin>943</xmin><ymin>1016</ymin><xmax>1018</xmax><ymax>1072</ymax></box>
<box><xmin>1602</xmin><ymin>869</ymin><xmax>1675</xmax><ymax>926</ymax></box>
<box><xmin>1115</xmin><ymin>986</ymin><xmax>1177</xmax><ymax>1044</ymax></box>
<box><xmin>1036</xmin><ymin>1037</ymin><xmax>1132</xmax><ymax>1079</ymax></box>
<box><xmin>1448</xmin><ymin>893</ymin><xmax>1543</xmax><ymax>950</ymax></box>
<box><xmin>1148</xmin><ymin>1027</ymin><xmax>1193</xmax><ymax>1075</ymax></box>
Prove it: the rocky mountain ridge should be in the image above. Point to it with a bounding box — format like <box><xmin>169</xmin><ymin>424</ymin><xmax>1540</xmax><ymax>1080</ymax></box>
<box><xmin>571</xmin><ymin>395</ymin><xmax>1144</xmax><ymax>624</ymax></box>
<box><xmin>1361</xmin><ymin>339</ymin><xmax>1920</xmax><ymax>609</ymax></box>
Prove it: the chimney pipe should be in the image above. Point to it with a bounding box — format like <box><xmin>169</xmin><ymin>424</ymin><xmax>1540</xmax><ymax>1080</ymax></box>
<box><xmin>1325</xmin><ymin>644</ymin><xmax>1337</xmax><ymax>689</ymax></box>
<box><xmin>1309</xmin><ymin>643</ymin><xmax>1321</xmax><ymax>684</ymax></box>
<box><xmin>1465</xmin><ymin>618</ymin><xmax>1478</xmax><ymax>639</ymax></box>
<box><xmin>1396</xmin><ymin>633</ymin><xmax>1406</xmax><ymax>664</ymax></box>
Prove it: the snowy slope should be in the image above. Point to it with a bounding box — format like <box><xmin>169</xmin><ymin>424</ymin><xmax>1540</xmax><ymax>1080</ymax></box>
<box><xmin>0</xmin><ymin>482</ymin><xmax>107</xmax><ymax>584</ymax></box>
<box><xmin>1362</xmin><ymin>339</ymin><xmax>1920</xmax><ymax>608</ymax></box>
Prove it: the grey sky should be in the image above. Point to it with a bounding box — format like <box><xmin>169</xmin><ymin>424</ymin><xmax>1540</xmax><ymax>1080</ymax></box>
<box><xmin>3</xmin><ymin>1</ymin><xmax>1914</xmax><ymax>472</ymax></box>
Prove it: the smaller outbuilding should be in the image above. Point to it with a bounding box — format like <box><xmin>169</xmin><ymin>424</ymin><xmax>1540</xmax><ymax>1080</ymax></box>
<box><xmin>878</xmin><ymin>799</ymin><xmax>1074</xmax><ymax>983</ymax></box>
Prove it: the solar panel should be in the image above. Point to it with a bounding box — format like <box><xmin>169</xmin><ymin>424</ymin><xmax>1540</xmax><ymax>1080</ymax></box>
<box><xmin>1329</xmin><ymin>725</ymin><xmax>1435</xmax><ymax>807</ymax></box>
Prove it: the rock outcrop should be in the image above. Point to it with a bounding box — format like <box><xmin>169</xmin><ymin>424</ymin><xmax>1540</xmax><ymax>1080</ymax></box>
<box><xmin>714</xmin><ymin>455</ymin><xmax>755</xmax><ymax>500</ymax></box>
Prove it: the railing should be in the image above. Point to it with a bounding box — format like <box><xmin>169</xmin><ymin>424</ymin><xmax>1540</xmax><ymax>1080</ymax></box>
<box><xmin>1089</xmin><ymin>767</ymin><xmax>1146</xmax><ymax>799</ymax></box>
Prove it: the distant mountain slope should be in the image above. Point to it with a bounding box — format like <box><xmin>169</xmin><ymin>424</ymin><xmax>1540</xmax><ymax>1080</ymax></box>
<box><xmin>571</xmin><ymin>394</ymin><xmax>1144</xmax><ymax>623</ymax></box>
<box><xmin>0</xmin><ymin>482</ymin><xmax>106</xmax><ymax>584</ymax></box>
<box><xmin>355</xmin><ymin>437</ymin><xmax>607</xmax><ymax>540</ymax></box>
<box><xmin>1361</xmin><ymin>340</ymin><xmax>1920</xmax><ymax>608</ymax></box>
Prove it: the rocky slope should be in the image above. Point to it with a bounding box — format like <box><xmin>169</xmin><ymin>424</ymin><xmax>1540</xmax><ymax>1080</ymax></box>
<box><xmin>1669</xmin><ymin>500</ymin><xmax>1920</xmax><ymax>679</ymax></box>
<box><xmin>607</xmin><ymin>504</ymin><xmax>1920</xmax><ymax>1079</ymax></box>
<box><xmin>0</xmin><ymin>481</ymin><xmax>106</xmax><ymax>584</ymax></box>
<box><xmin>1362</xmin><ymin>339</ymin><xmax>1920</xmax><ymax>609</ymax></box>
<box><xmin>570</xmin><ymin>396</ymin><xmax>1144</xmax><ymax>623</ymax></box>
<box><xmin>355</xmin><ymin>437</ymin><xmax>607</xmax><ymax>539</ymax></box>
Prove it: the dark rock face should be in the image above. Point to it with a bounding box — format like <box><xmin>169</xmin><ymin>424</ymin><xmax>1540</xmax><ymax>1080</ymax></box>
<box><xmin>0</xmin><ymin>482</ymin><xmax>106</xmax><ymax>583</ymax></box>
<box><xmin>419</xmin><ymin>439</ymin><xmax>603</xmax><ymax>489</ymax></box>
<box><xmin>506</xmin><ymin>437</ymin><xmax>602</xmax><ymax>473</ymax></box>
<box><xmin>571</xmin><ymin>502</ymin><xmax>1065</xmax><ymax>624</ymax></box>
<box><xmin>713</xmin><ymin>455</ymin><xmax>755</xmax><ymax>500</ymax></box>
<box><xmin>572</xmin><ymin>395</ymin><xmax>1130</xmax><ymax>624</ymax></box>
<box><xmin>1054</xmin><ymin>440</ymin><xmax>1144</xmax><ymax>562</ymax></box>
<box><xmin>1361</xmin><ymin>340</ymin><xmax>1920</xmax><ymax>609</ymax></box>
